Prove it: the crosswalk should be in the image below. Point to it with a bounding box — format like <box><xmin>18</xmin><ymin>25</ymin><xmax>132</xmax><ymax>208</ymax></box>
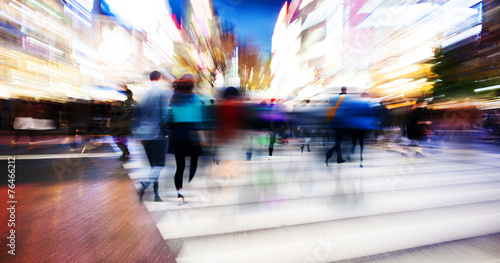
<box><xmin>122</xmin><ymin>140</ymin><xmax>500</xmax><ymax>263</ymax></box>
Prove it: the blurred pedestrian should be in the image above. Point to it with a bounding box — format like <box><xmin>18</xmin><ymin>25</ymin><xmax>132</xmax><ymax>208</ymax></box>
<box><xmin>66</xmin><ymin>99</ymin><xmax>91</xmax><ymax>151</ymax></box>
<box><xmin>211</xmin><ymin>87</ymin><xmax>251</xmax><ymax>176</ymax></box>
<box><xmin>267</xmin><ymin>98</ymin><xmax>287</xmax><ymax>159</ymax></box>
<box><xmin>325</xmin><ymin>86</ymin><xmax>348</xmax><ymax>166</ymax></box>
<box><xmin>214</xmin><ymin>87</ymin><xmax>245</xmax><ymax>145</ymax></box>
<box><xmin>203</xmin><ymin>99</ymin><xmax>218</xmax><ymax>163</ymax></box>
<box><xmin>110</xmin><ymin>87</ymin><xmax>136</xmax><ymax>161</ymax></box>
<box><xmin>168</xmin><ymin>74</ymin><xmax>207</xmax><ymax>202</ymax></box>
<box><xmin>249</xmin><ymin>100</ymin><xmax>272</xmax><ymax>157</ymax></box>
<box><xmin>345</xmin><ymin>92</ymin><xmax>375</xmax><ymax>167</ymax></box>
<box><xmin>483</xmin><ymin>110</ymin><xmax>496</xmax><ymax>137</ymax></box>
<box><xmin>134</xmin><ymin>71</ymin><xmax>171</xmax><ymax>202</ymax></box>
<box><xmin>88</xmin><ymin>100</ymin><xmax>110</xmax><ymax>141</ymax></box>
<box><xmin>299</xmin><ymin>99</ymin><xmax>313</xmax><ymax>153</ymax></box>
<box><xmin>406</xmin><ymin>98</ymin><xmax>432</xmax><ymax>156</ymax></box>
<box><xmin>10</xmin><ymin>97</ymin><xmax>37</xmax><ymax>148</ymax></box>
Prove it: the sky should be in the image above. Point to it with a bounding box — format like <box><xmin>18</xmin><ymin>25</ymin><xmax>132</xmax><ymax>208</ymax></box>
<box><xmin>168</xmin><ymin>0</ymin><xmax>288</xmax><ymax>58</ymax></box>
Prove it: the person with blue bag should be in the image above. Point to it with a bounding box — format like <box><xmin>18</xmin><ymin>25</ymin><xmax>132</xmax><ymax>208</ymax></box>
<box><xmin>325</xmin><ymin>87</ymin><xmax>376</xmax><ymax>167</ymax></box>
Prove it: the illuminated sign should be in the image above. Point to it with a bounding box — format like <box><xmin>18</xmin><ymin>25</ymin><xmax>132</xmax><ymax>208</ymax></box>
<box><xmin>64</xmin><ymin>0</ymin><xmax>93</xmax><ymax>28</ymax></box>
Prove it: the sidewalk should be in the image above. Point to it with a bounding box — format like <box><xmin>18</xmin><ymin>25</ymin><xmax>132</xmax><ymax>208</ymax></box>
<box><xmin>0</xmin><ymin>142</ymin><xmax>177</xmax><ymax>262</ymax></box>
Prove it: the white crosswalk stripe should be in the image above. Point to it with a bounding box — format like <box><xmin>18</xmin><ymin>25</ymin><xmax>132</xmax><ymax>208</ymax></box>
<box><xmin>123</xmin><ymin>140</ymin><xmax>500</xmax><ymax>262</ymax></box>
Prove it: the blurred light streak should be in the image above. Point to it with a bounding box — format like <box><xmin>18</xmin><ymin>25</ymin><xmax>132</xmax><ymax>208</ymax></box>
<box><xmin>76</xmin><ymin>0</ymin><xmax>93</xmax><ymax>12</ymax></box>
<box><xmin>298</xmin><ymin>83</ymin><xmax>322</xmax><ymax>98</ymax></box>
<box><xmin>146</xmin><ymin>30</ymin><xmax>175</xmax><ymax>64</ymax></box>
<box><xmin>90</xmin><ymin>87</ymin><xmax>126</xmax><ymax>101</ymax></box>
<box><xmin>0</xmin><ymin>48</ymin><xmax>21</xmax><ymax>59</ymax></box>
<box><xmin>11</xmin><ymin>74</ymin><xmax>48</xmax><ymax>87</ymax></box>
<box><xmin>8</xmin><ymin>2</ymin><xmax>22</xmax><ymax>13</ymax></box>
<box><xmin>26</xmin><ymin>36</ymin><xmax>64</xmax><ymax>55</ymax></box>
<box><xmin>72</xmin><ymin>39</ymin><xmax>98</xmax><ymax>61</ymax></box>
<box><xmin>192</xmin><ymin>13</ymin><xmax>211</xmax><ymax>38</ymax></box>
<box><xmin>168</xmin><ymin>14</ymin><xmax>183</xmax><ymax>42</ymax></box>
<box><xmin>358</xmin><ymin>4</ymin><xmax>439</xmax><ymax>28</ymax></box>
<box><xmin>64</xmin><ymin>5</ymin><xmax>92</xmax><ymax>28</ymax></box>
<box><xmin>0</xmin><ymin>85</ymin><xmax>11</xmax><ymax>97</ymax></box>
<box><xmin>358</xmin><ymin>0</ymin><xmax>384</xmax><ymax>14</ymax></box>
<box><xmin>143</xmin><ymin>45</ymin><xmax>162</xmax><ymax>66</ymax></box>
<box><xmin>80</xmin><ymin>65</ymin><xmax>106</xmax><ymax>81</ymax></box>
<box><xmin>299</xmin><ymin>0</ymin><xmax>313</xmax><ymax>10</ymax></box>
<box><xmin>376</xmin><ymin>79</ymin><xmax>413</xmax><ymax>89</ymax></box>
<box><xmin>444</xmin><ymin>0</ymin><xmax>482</xmax><ymax>8</ymax></box>
<box><xmin>273</xmin><ymin>2</ymin><xmax>288</xmax><ymax>37</ymax></box>
<box><xmin>27</xmin><ymin>0</ymin><xmax>63</xmax><ymax>19</ymax></box>
<box><xmin>372</xmin><ymin>94</ymin><xmax>403</xmax><ymax>103</ymax></box>
<box><xmin>7</xmin><ymin>3</ymin><xmax>70</xmax><ymax>38</ymax></box>
<box><xmin>302</xmin><ymin>1</ymin><xmax>339</xmax><ymax>31</ymax></box>
<box><xmin>102</xmin><ymin>0</ymin><xmax>169</xmax><ymax>32</ymax></box>
<box><xmin>385</xmin><ymin>100</ymin><xmax>415</xmax><ymax>109</ymax></box>
<box><xmin>474</xmin><ymin>85</ymin><xmax>500</xmax><ymax>93</ymax></box>
<box><xmin>383</xmin><ymin>78</ymin><xmax>429</xmax><ymax>94</ymax></box>
<box><xmin>65</xmin><ymin>0</ymin><xmax>93</xmax><ymax>19</ymax></box>
<box><xmin>442</xmin><ymin>24</ymin><xmax>482</xmax><ymax>48</ymax></box>
<box><xmin>398</xmin><ymin>31</ymin><xmax>436</xmax><ymax>52</ymax></box>
<box><xmin>378</xmin><ymin>47</ymin><xmax>434</xmax><ymax>74</ymax></box>
<box><xmin>190</xmin><ymin>0</ymin><xmax>213</xmax><ymax>20</ymax></box>
<box><xmin>384</xmin><ymin>64</ymin><xmax>429</xmax><ymax>81</ymax></box>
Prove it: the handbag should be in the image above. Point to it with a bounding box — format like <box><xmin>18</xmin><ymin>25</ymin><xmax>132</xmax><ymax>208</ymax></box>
<box><xmin>325</xmin><ymin>94</ymin><xmax>345</xmax><ymax>122</ymax></box>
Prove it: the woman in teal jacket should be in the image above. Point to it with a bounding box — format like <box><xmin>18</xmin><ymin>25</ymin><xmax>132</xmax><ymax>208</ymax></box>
<box><xmin>168</xmin><ymin>75</ymin><xmax>207</xmax><ymax>202</ymax></box>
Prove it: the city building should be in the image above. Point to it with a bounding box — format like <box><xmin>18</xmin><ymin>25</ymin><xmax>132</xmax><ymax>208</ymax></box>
<box><xmin>269</xmin><ymin>0</ymin><xmax>491</xmax><ymax>106</ymax></box>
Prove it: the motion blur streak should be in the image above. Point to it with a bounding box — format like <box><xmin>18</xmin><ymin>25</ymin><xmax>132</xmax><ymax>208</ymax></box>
<box><xmin>1</xmin><ymin>0</ymin><xmax>500</xmax><ymax>262</ymax></box>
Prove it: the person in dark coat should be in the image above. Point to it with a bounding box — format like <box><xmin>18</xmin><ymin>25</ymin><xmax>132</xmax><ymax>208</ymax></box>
<box><xmin>110</xmin><ymin>88</ymin><xmax>136</xmax><ymax>161</ymax></box>
<box><xmin>406</xmin><ymin>98</ymin><xmax>432</xmax><ymax>156</ymax></box>
<box><xmin>66</xmin><ymin>99</ymin><xmax>91</xmax><ymax>151</ymax></box>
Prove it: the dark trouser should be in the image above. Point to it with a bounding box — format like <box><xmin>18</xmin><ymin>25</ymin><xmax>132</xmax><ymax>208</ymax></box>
<box><xmin>350</xmin><ymin>130</ymin><xmax>365</xmax><ymax>150</ymax></box>
<box><xmin>349</xmin><ymin>130</ymin><xmax>366</xmax><ymax>162</ymax></box>
<box><xmin>140</xmin><ymin>139</ymin><xmax>166</xmax><ymax>196</ymax></box>
<box><xmin>113</xmin><ymin>135</ymin><xmax>129</xmax><ymax>155</ymax></box>
<box><xmin>269</xmin><ymin>132</ymin><xmax>277</xmax><ymax>156</ymax></box>
<box><xmin>301</xmin><ymin>127</ymin><xmax>313</xmax><ymax>150</ymax></box>
<box><xmin>326</xmin><ymin>129</ymin><xmax>345</xmax><ymax>160</ymax></box>
<box><xmin>13</xmin><ymin>129</ymin><xmax>35</xmax><ymax>143</ymax></box>
<box><xmin>142</xmin><ymin>139</ymin><xmax>167</xmax><ymax>167</ymax></box>
<box><xmin>174</xmin><ymin>154</ymin><xmax>199</xmax><ymax>190</ymax></box>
